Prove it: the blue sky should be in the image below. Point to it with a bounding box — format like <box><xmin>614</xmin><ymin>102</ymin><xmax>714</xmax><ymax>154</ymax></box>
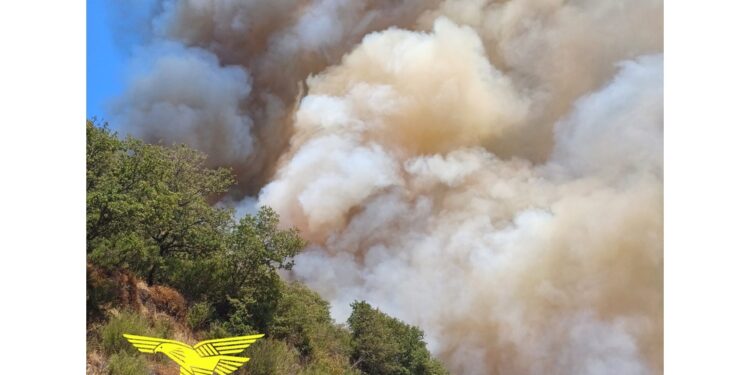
<box><xmin>86</xmin><ymin>0</ymin><xmax>125</xmax><ymax>122</ymax></box>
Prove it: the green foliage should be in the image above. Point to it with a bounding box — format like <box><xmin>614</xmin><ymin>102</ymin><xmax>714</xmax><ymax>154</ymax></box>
<box><xmin>87</xmin><ymin>121</ymin><xmax>305</xmax><ymax>325</ymax></box>
<box><xmin>87</xmin><ymin>121</ymin><xmax>234</xmax><ymax>285</ymax></box>
<box><xmin>107</xmin><ymin>351</ymin><xmax>149</xmax><ymax>375</ymax></box>
<box><xmin>229</xmin><ymin>281</ymin><xmax>357</xmax><ymax>375</ymax></box>
<box><xmin>300</xmin><ymin>356</ymin><xmax>360</xmax><ymax>375</ymax></box>
<box><xmin>223</xmin><ymin>206</ymin><xmax>304</xmax><ymax>286</ymax></box>
<box><xmin>98</xmin><ymin>310</ymin><xmax>173</xmax><ymax>357</ymax></box>
<box><xmin>152</xmin><ymin>316</ymin><xmax>174</xmax><ymax>339</ymax></box>
<box><xmin>271</xmin><ymin>282</ymin><xmax>351</xmax><ymax>362</ymax></box>
<box><xmin>86</xmin><ymin>120</ymin><xmax>447</xmax><ymax>375</ymax></box>
<box><xmin>241</xmin><ymin>339</ymin><xmax>302</xmax><ymax>375</ymax></box>
<box><xmin>223</xmin><ymin>294</ymin><xmax>262</xmax><ymax>335</ymax></box>
<box><xmin>88</xmin><ymin>232</ymin><xmax>154</xmax><ymax>274</ymax></box>
<box><xmin>163</xmin><ymin>254</ymin><xmax>222</xmax><ymax>303</ymax></box>
<box><xmin>87</xmin><ymin>120</ymin><xmax>305</xmax><ymax>335</ymax></box>
<box><xmin>348</xmin><ymin>301</ymin><xmax>449</xmax><ymax>375</ymax></box>
<box><xmin>187</xmin><ymin>301</ymin><xmax>214</xmax><ymax>330</ymax></box>
<box><xmin>100</xmin><ymin>311</ymin><xmax>152</xmax><ymax>355</ymax></box>
<box><xmin>424</xmin><ymin>359</ymin><xmax>451</xmax><ymax>375</ymax></box>
<box><xmin>207</xmin><ymin>321</ymin><xmax>232</xmax><ymax>340</ymax></box>
<box><xmin>213</xmin><ymin>207</ymin><xmax>305</xmax><ymax>327</ymax></box>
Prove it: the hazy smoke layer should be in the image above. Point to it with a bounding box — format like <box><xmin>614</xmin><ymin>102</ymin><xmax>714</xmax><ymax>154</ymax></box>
<box><xmin>112</xmin><ymin>1</ymin><xmax>663</xmax><ymax>374</ymax></box>
<box><xmin>113</xmin><ymin>0</ymin><xmax>437</xmax><ymax>191</ymax></box>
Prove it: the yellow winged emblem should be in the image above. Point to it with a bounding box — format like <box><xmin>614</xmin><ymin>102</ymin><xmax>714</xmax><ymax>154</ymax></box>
<box><xmin>123</xmin><ymin>333</ymin><xmax>264</xmax><ymax>375</ymax></box>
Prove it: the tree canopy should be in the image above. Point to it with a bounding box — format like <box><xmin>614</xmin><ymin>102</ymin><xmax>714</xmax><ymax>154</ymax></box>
<box><xmin>87</xmin><ymin>120</ymin><xmax>234</xmax><ymax>284</ymax></box>
<box><xmin>349</xmin><ymin>301</ymin><xmax>449</xmax><ymax>375</ymax></box>
<box><xmin>86</xmin><ymin>121</ymin><xmax>305</xmax><ymax>321</ymax></box>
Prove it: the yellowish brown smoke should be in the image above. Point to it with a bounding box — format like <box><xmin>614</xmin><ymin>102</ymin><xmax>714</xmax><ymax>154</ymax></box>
<box><xmin>114</xmin><ymin>0</ymin><xmax>438</xmax><ymax>191</ymax></box>
<box><xmin>114</xmin><ymin>1</ymin><xmax>663</xmax><ymax>374</ymax></box>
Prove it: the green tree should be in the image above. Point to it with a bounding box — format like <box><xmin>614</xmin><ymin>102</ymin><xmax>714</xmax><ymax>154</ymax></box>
<box><xmin>87</xmin><ymin>121</ymin><xmax>305</xmax><ymax>317</ymax></box>
<box><xmin>213</xmin><ymin>207</ymin><xmax>305</xmax><ymax>330</ymax></box>
<box><xmin>86</xmin><ymin>121</ymin><xmax>234</xmax><ymax>284</ymax></box>
<box><xmin>348</xmin><ymin>301</ymin><xmax>449</xmax><ymax>375</ymax></box>
<box><xmin>222</xmin><ymin>207</ymin><xmax>303</xmax><ymax>296</ymax></box>
<box><xmin>271</xmin><ymin>282</ymin><xmax>352</xmax><ymax>364</ymax></box>
<box><xmin>170</xmin><ymin>208</ymin><xmax>307</xmax><ymax>335</ymax></box>
<box><xmin>87</xmin><ymin>121</ymin><xmax>132</xmax><ymax>245</ymax></box>
<box><xmin>136</xmin><ymin>142</ymin><xmax>234</xmax><ymax>285</ymax></box>
<box><xmin>88</xmin><ymin>120</ymin><xmax>447</xmax><ymax>375</ymax></box>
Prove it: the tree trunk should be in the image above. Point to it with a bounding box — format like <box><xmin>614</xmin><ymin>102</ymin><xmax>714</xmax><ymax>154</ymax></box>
<box><xmin>146</xmin><ymin>263</ymin><xmax>157</xmax><ymax>286</ymax></box>
<box><xmin>147</xmin><ymin>244</ymin><xmax>168</xmax><ymax>285</ymax></box>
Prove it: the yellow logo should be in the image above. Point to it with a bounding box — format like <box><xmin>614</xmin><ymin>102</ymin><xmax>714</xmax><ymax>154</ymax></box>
<box><xmin>123</xmin><ymin>333</ymin><xmax>264</xmax><ymax>375</ymax></box>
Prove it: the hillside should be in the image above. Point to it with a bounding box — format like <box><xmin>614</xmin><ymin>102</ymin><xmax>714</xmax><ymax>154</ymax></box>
<box><xmin>87</xmin><ymin>265</ymin><xmax>357</xmax><ymax>375</ymax></box>
<box><xmin>86</xmin><ymin>121</ymin><xmax>448</xmax><ymax>375</ymax></box>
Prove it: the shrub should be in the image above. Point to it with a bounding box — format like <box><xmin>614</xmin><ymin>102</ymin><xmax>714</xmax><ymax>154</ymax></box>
<box><xmin>207</xmin><ymin>321</ymin><xmax>231</xmax><ymax>340</ymax></box>
<box><xmin>100</xmin><ymin>311</ymin><xmax>152</xmax><ymax>355</ymax></box>
<box><xmin>107</xmin><ymin>351</ymin><xmax>149</xmax><ymax>375</ymax></box>
<box><xmin>270</xmin><ymin>282</ymin><xmax>352</xmax><ymax>362</ymax></box>
<box><xmin>241</xmin><ymin>339</ymin><xmax>301</xmax><ymax>375</ymax></box>
<box><xmin>300</xmin><ymin>356</ymin><xmax>361</xmax><ymax>375</ymax></box>
<box><xmin>148</xmin><ymin>285</ymin><xmax>187</xmax><ymax>320</ymax></box>
<box><xmin>187</xmin><ymin>301</ymin><xmax>214</xmax><ymax>330</ymax></box>
<box><xmin>151</xmin><ymin>315</ymin><xmax>174</xmax><ymax>340</ymax></box>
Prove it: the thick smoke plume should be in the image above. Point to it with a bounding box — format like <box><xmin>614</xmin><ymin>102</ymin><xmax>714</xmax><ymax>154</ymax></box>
<box><xmin>111</xmin><ymin>1</ymin><xmax>663</xmax><ymax>374</ymax></box>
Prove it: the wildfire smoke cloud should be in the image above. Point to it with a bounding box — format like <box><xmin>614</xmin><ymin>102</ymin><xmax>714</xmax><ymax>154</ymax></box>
<box><xmin>111</xmin><ymin>0</ymin><xmax>663</xmax><ymax>374</ymax></box>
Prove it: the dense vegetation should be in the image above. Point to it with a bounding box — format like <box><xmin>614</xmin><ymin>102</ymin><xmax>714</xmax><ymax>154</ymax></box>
<box><xmin>86</xmin><ymin>120</ymin><xmax>448</xmax><ymax>375</ymax></box>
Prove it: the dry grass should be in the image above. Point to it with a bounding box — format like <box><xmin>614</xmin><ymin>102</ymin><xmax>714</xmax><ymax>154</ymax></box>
<box><xmin>86</xmin><ymin>350</ymin><xmax>107</xmax><ymax>375</ymax></box>
<box><xmin>87</xmin><ymin>265</ymin><xmax>198</xmax><ymax>374</ymax></box>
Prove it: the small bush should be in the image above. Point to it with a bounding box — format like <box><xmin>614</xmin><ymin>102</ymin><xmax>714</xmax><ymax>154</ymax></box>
<box><xmin>300</xmin><ymin>356</ymin><xmax>360</xmax><ymax>375</ymax></box>
<box><xmin>151</xmin><ymin>315</ymin><xmax>174</xmax><ymax>339</ymax></box>
<box><xmin>207</xmin><ymin>321</ymin><xmax>231</xmax><ymax>340</ymax></box>
<box><xmin>100</xmin><ymin>311</ymin><xmax>152</xmax><ymax>355</ymax></box>
<box><xmin>241</xmin><ymin>339</ymin><xmax>301</xmax><ymax>375</ymax></box>
<box><xmin>148</xmin><ymin>285</ymin><xmax>187</xmax><ymax>320</ymax></box>
<box><xmin>187</xmin><ymin>301</ymin><xmax>214</xmax><ymax>330</ymax></box>
<box><xmin>107</xmin><ymin>350</ymin><xmax>149</xmax><ymax>375</ymax></box>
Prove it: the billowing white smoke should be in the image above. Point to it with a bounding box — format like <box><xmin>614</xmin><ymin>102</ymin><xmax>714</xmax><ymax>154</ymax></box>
<box><xmin>259</xmin><ymin>17</ymin><xmax>662</xmax><ymax>375</ymax></box>
<box><xmin>112</xmin><ymin>0</ymin><xmax>663</xmax><ymax>374</ymax></box>
<box><xmin>111</xmin><ymin>0</ymin><xmax>436</xmax><ymax>190</ymax></box>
